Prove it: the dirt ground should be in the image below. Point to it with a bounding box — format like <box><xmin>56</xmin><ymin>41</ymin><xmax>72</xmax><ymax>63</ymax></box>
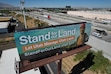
<box><xmin>15</xmin><ymin>14</ymin><xmax>48</xmax><ymax>29</ymax></box>
<box><xmin>16</xmin><ymin>16</ymin><xmax>36</xmax><ymax>28</ymax></box>
<box><xmin>62</xmin><ymin>54</ymin><xmax>96</xmax><ymax>74</ymax></box>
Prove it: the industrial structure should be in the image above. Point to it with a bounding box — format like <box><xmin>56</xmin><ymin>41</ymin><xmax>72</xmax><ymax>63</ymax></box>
<box><xmin>0</xmin><ymin>17</ymin><xmax>17</xmax><ymax>33</ymax></box>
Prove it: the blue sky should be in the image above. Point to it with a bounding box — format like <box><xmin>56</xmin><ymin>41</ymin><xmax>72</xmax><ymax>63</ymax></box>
<box><xmin>0</xmin><ymin>0</ymin><xmax>111</xmax><ymax>8</ymax></box>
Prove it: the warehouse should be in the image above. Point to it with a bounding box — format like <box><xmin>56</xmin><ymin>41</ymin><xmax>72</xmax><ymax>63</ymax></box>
<box><xmin>0</xmin><ymin>21</ymin><xmax>10</xmax><ymax>33</ymax></box>
<box><xmin>0</xmin><ymin>48</ymin><xmax>41</xmax><ymax>74</ymax></box>
<box><xmin>0</xmin><ymin>17</ymin><xmax>16</xmax><ymax>34</ymax></box>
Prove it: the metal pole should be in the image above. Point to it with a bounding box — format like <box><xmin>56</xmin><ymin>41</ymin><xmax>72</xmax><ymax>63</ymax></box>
<box><xmin>19</xmin><ymin>45</ymin><xmax>91</xmax><ymax>73</ymax></box>
<box><xmin>23</xmin><ymin>9</ymin><xmax>27</xmax><ymax>29</ymax></box>
<box><xmin>58</xmin><ymin>59</ymin><xmax>62</xmax><ymax>74</ymax></box>
<box><xmin>58</xmin><ymin>51</ymin><xmax>62</xmax><ymax>74</ymax></box>
<box><xmin>20</xmin><ymin>0</ymin><xmax>27</xmax><ymax>29</ymax></box>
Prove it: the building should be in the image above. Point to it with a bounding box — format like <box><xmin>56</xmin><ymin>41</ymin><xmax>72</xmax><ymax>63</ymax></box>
<box><xmin>0</xmin><ymin>22</ymin><xmax>10</xmax><ymax>33</ymax></box>
<box><xmin>0</xmin><ymin>48</ymin><xmax>41</xmax><ymax>74</ymax></box>
<box><xmin>0</xmin><ymin>17</ymin><xmax>17</xmax><ymax>34</ymax></box>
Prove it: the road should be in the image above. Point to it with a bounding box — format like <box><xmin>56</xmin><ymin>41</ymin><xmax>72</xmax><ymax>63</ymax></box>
<box><xmin>87</xmin><ymin>36</ymin><xmax>111</xmax><ymax>60</ymax></box>
<box><xmin>91</xmin><ymin>26</ymin><xmax>111</xmax><ymax>42</ymax></box>
<box><xmin>28</xmin><ymin>11</ymin><xmax>111</xmax><ymax>42</ymax></box>
<box><xmin>27</xmin><ymin>11</ymin><xmax>111</xmax><ymax>60</ymax></box>
<box><xmin>44</xmin><ymin>62</ymin><xmax>64</xmax><ymax>74</ymax></box>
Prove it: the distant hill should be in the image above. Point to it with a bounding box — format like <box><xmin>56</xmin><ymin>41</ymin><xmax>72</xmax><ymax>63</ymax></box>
<box><xmin>0</xmin><ymin>3</ymin><xmax>14</xmax><ymax>8</ymax></box>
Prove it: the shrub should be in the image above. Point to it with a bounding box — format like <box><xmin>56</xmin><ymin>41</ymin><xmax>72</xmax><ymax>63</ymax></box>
<box><xmin>74</xmin><ymin>50</ymin><xmax>111</xmax><ymax>73</ymax></box>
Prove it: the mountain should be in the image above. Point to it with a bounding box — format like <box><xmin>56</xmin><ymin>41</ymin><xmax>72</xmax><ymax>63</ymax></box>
<box><xmin>0</xmin><ymin>3</ymin><xmax>14</xmax><ymax>8</ymax></box>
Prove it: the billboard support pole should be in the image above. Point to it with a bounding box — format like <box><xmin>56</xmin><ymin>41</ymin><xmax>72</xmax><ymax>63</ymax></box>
<box><xmin>58</xmin><ymin>51</ymin><xmax>62</xmax><ymax>74</ymax></box>
<box><xmin>19</xmin><ymin>45</ymin><xmax>91</xmax><ymax>73</ymax></box>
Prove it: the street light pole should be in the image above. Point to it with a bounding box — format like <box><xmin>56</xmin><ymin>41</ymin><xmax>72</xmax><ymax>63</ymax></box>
<box><xmin>20</xmin><ymin>0</ymin><xmax>27</xmax><ymax>29</ymax></box>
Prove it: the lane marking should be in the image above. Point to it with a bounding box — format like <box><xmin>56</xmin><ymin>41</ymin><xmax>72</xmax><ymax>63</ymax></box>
<box><xmin>46</xmin><ymin>64</ymin><xmax>54</xmax><ymax>74</ymax></box>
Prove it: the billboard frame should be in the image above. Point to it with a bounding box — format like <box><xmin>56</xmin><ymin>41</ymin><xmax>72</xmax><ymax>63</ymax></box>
<box><xmin>21</xmin><ymin>22</ymin><xmax>87</xmax><ymax>31</ymax></box>
<box><xmin>14</xmin><ymin>22</ymin><xmax>91</xmax><ymax>62</ymax></box>
<box><xmin>19</xmin><ymin>44</ymin><xmax>91</xmax><ymax>73</ymax></box>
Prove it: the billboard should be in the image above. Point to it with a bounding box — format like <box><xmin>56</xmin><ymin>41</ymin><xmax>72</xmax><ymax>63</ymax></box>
<box><xmin>14</xmin><ymin>22</ymin><xmax>91</xmax><ymax>61</ymax></box>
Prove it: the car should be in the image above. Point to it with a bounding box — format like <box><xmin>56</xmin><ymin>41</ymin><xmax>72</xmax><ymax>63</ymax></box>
<box><xmin>43</xmin><ymin>15</ymin><xmax>48</xmax><ymax>18</ymax></box>
<box><xmin>92</xmin><ymin>32</ymin><xmax>102</xmax><ymax>38</ymax></box>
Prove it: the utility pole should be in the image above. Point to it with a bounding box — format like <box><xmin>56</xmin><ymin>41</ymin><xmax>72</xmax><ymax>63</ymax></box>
<box><xmin>20</xmin><ymin>0</ymin><xmax>27</xmax><ymax>29</ymax></box>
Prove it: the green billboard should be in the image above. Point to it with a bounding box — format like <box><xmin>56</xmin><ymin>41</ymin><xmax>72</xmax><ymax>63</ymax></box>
<box><xmin>14</xmin><ymin>22</ymin><xmax>91</xmax><ymax>61</ymax></box>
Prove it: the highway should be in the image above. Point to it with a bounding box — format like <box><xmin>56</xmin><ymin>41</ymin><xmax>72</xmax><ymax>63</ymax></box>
<box><xmin>28</xmin><ymin>11</ymin><xmax>111</xmax><ymax>42</ymax></box>
<box><xmin>27</xmin><ymin>11</ymin><xmax>111</xmax><ymax>58</ymax></box>
<box><xmin>87</xmin><ymin>36</ymin><xmax>111</xmax><ymax>60</ymax></box>
<box><xmin>15</xmin><ymin>11</ymin><xmax>111</xmax><ymax>74</ymax></box>
<box><xmin>1</xmin><ymin>11</ymin><xmax>111</xmax><ymax>74</ymax></box>
<box><xmin>30</xmin><ymin>11</ymin><xmax>111</xmax><ymax>30</ymax></box>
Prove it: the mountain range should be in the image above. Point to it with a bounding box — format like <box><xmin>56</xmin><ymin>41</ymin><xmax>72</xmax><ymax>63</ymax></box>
<box><xmin>0</xmin><ymin>3</ymin><xmax>14</xmax><ymax>8</ymax></box>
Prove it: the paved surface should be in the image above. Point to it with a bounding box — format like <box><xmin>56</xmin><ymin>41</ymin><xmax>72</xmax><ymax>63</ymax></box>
<box><xmin>44</xmin><ymin>62</ymin><xmax>64</xmax><ymax>74</ymax></box>
<box><xmin>87</xmin><ymin>36</ymin><xmax>111</xmax><ymax>60</ymax></box>
<box><xmin>29</xmin><ymin>11</ymin><xmax>111</xmax><ymax>61</ymax></box>
<box><xmin>0</xmin><ymin>48</ymin><xmax>41</xmax><ymax>74</ymax></box>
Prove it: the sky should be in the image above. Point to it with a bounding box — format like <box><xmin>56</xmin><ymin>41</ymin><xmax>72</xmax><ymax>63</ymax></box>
<box><xmin>0</xmin><ymin>0</ymin><xmax>111</xmax><ymax>8</ymax></box>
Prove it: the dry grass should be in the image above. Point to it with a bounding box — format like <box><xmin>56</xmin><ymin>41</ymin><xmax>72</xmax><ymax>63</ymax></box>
<box><xmin>0</xmin><ymin>37</ymin><xmax>14</xmax><ymax>43</ymax></box>
<box><xmin>62</xmin><ymin>54</ymin><xmax>96</xmax><ymax>74</ymax></box>
<box><xmin>0</xmin><ymin>18</ymin><xmax>11</xmax><ymax>21</ymax></box>
<box><xmin>62</xmin><ymin>55</ymin><xmax>78</xmax><ymax>74</ymax></box>
<box><xmin>15</xmin><ymin>14</ymin><xmax>48</xmax><ymax>28</ymax></box>
<box><xmin>5</xmin><ymin>37</ymin><xmax>14</xmax><ymax>41</ymax></box>
<box><xmin>0</xmin><ymin>13</ymin><xmax>48</xmax><ymax>44</ymax></box>
<box><xmin>16</xmin><ymin>15</ymin><xmax>36</xmax><ymax>28</ymax></box>
<box><xmin>27</xmin><ymin>18</ymin><xmax>38</xmax><ymax>28</ymax></box>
